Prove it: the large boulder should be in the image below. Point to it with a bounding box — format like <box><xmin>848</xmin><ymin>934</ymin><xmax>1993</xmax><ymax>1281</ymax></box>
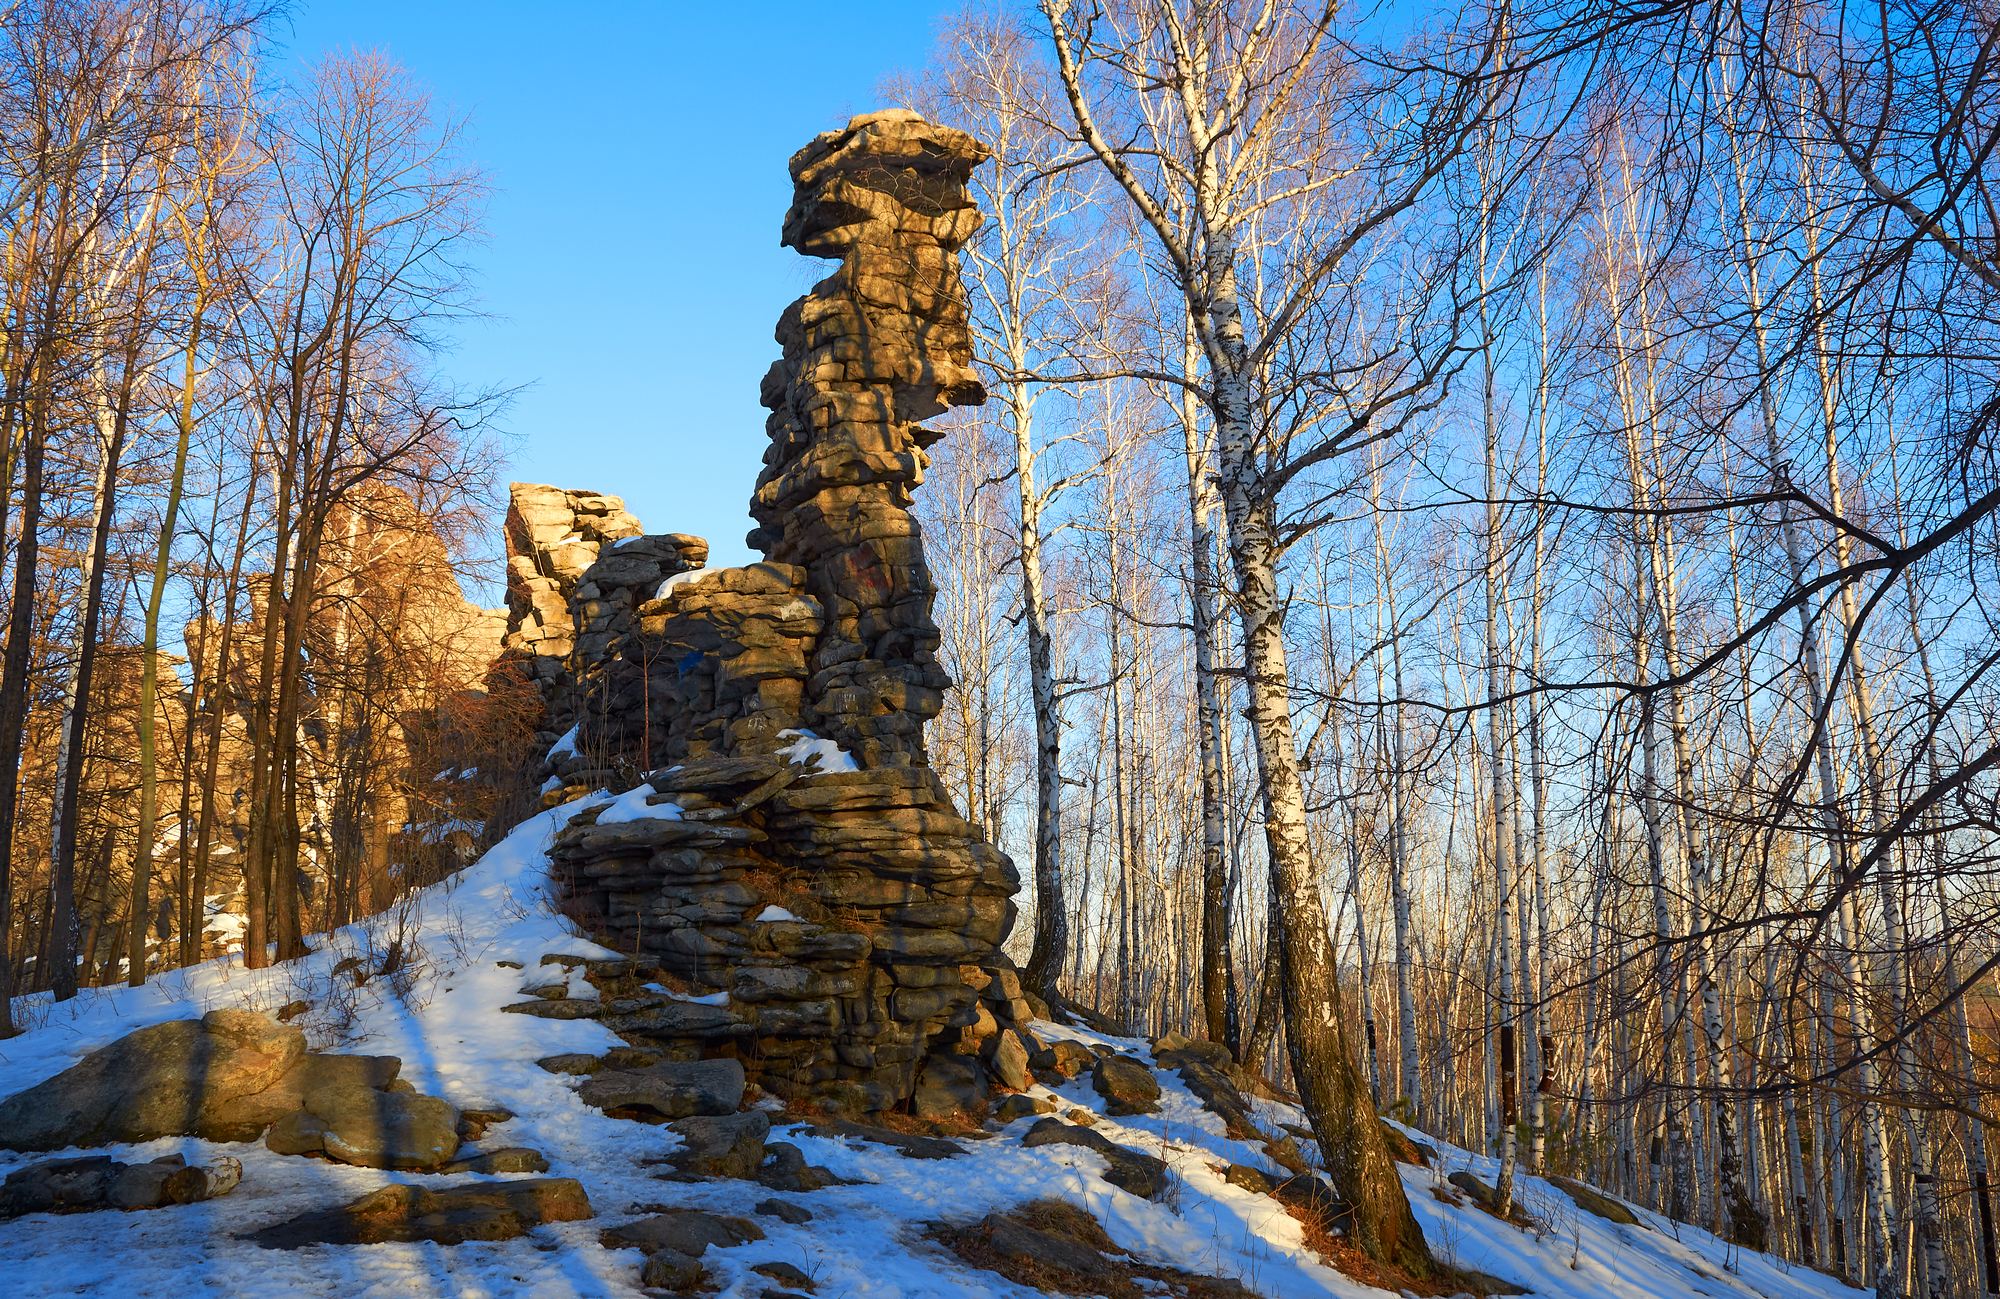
<box><xmin>1090</xmin><ymin>1054</ymin><xmax>1161</xmax><ymax>1116</ymax></box>
<box><xmin>912</xmin><ymin>1053</ymin><xmax>988</xmax><ymax>1119</ymax></box>
<box><xmin>0</xmin><ymin>1010</ymin><xmax>304</xmax><ymax>1150</ymax></box>
<box><xmin>312</xmin><ymin>1087</ymin><xmax>461</xmax><ymax>1170</ymax></box>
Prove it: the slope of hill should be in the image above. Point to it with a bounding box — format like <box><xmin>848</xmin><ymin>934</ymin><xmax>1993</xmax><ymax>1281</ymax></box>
<box><xmin>0</xmin><ymin>792</ymin><xmax>1870</xmax><ymax>1299</ymax></box>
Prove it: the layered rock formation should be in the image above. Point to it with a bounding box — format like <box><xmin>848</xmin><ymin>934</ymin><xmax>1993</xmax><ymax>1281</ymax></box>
<box><xmin>747</xmin><ymin>106</ymin><xmax>988</xmax><ymax>770</ymax></box>
<box><xmin>515</xmin><ymin>111</ymin><xmax>1020</xmax><ymax>1113</ymax></box>
<box><xmin>498</xmin><ymin>484</ymin><xmax>646</xmax><ymax>755</ymax></box>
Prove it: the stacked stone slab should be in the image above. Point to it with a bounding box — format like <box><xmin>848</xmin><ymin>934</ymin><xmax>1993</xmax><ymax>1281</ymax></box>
<box><xmin>544</xmin><ymin>110</ymin><xmax>1020</xmax><ymax>1113</ymax></box>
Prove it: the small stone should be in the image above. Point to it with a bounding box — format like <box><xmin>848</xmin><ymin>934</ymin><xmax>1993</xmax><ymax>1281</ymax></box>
<box><xmin>757</xmin><ymin>1141</ymin><xmax>837</xmax><ymax>1192</ymax></box>
<box><xmin>458</xmin><ymin>1103</ymin><xmax>516</xmax><ymax>1141</ymax></box>
<box><xmin>752</xmin><ymin>1260</ymin><xmax>813</xmax><ymax>1290</ymax></box>
<box><xmin>275</xmin><ymin>1000</ymin><xmax>312</xmax><ymax>1023</ymax></box>
<box><xmin>755</xmin><ymin>1198</ymin><xmax>814</xmax><ymax>1225</ymax></box>
<box><xmin>600</xmin><ymin>1046</ymin><xmax>661</xmax><ymax>1070</ymax></box>
<box><xmin>993</xmin><ymin>1093</ymin><xmax>1055</xmax><ymax>1124</ymax></box>
<box><xmin>443</xmin><ymin>1147</ymin><xmax>549</xmax><ymax>1174</ymax></box>
<box><xmin>639</xmin><ymin>1249</ymin><xmax>706</xmax><ymax>1290</ymax></box>
<box><xmin>1264</xmin><ymin>1136</ymin><xmax>1309</xmax><ymax>1175</ymax></box>
<box><xmin>537</xmin><ymin>1053</ymin><xmax>601</xmax><ymax>1076</ymax></box>
<box><xmin>1224</xmin><ymin>1164</ymin><xmax>1275</xmax><ymax>1194</ymax></box>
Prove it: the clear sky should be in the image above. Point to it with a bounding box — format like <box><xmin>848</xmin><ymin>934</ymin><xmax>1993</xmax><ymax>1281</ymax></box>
<box><xmin>282</xmin><ymin>2</ymin><xmax>960</xmax><ymax>573</ymax></box>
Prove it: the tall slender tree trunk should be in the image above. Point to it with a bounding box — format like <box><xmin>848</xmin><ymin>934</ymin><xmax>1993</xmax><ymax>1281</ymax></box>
<box><xmin>1369</xmin><ymin>456</ymin><xmax>1421</xmax><ymax>1117</ymax></box>
<box><xmin>1207</xmin><ymin>262</ymin><xmax>1431</xmax><ymax>1273</ymax></box>
<box><xmin>131</xmin><ymin>293</ymin><xmax>205</xmax><ymax>984</ymax></box>
<box><xmin>1181</xmin><ymin>325</ymin><xmax>1234</xmax><ymax>1051</ymax></box>
<box><xmin>1008</xmin><ymin>366</ymin><xmax>1068</xmax><ymax>1008</ymax></box>
<box><xmin>0</xmin><ymin>391</ymin><xmax>49</xmax><ymax>1034</ymax></box>
<box><xmin>51</xmin><ymin>370</ymin><xmax>134</xmax><ymax>994</ymax></box>
<box><xmin>1481</xmin><ymin>316</ymin><xmax>1521</xmax><ymax>1217</ymax></box>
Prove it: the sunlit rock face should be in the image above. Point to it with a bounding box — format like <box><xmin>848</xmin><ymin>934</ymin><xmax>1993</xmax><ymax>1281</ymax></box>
<box><xmin>519</xmin><ymin>112</ymin><xmax>1021</xmax><ymax>1113</ymax></box>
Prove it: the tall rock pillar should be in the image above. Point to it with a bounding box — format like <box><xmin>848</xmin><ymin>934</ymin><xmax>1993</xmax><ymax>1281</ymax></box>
<box><xmin>748</xmin><ymin>109</ymin><xmax>990</xmax><ymax>769</ymax></box>
<box><xmin>547</xmin><ymin>112</ymin><xmax>1022</xmax><ymax>1115</ymax></box>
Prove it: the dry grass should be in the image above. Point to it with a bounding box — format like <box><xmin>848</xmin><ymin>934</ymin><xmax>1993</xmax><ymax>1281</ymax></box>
<box><xmin>1272</xmin><ymin>1174</ymin><xmax>1522</xmax><ymax>1297</ymax></box>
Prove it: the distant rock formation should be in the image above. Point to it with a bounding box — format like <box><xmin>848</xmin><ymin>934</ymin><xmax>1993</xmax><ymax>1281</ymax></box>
<box><xmin>497</xmin><ymin>484</ymin><xmax>647</xmax><ymax>756</ymax></box>
<box><xmin>510</xmin><ymin>111</ymin><xmax>1021</xmax><ymax>1113</ymax></box>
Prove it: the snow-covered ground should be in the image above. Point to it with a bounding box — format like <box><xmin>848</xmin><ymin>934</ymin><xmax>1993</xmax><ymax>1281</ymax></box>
<box><xmin>0</xmin><ymin>794</ymin><xmax>1871</xmax><ymax>1299</ymax></box>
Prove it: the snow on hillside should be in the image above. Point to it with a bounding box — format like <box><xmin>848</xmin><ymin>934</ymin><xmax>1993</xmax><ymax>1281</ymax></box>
<box><xmin>0</xmin><ymin>795</ymin><xmax>1870</xmax><ymax>1299</ymax></box>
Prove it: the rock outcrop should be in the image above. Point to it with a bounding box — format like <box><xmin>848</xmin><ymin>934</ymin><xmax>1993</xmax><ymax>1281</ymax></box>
<box><xmin>508</xmin><ymin>111</ymin><xmax>1021</xmax><ymax>1114</ymax></box>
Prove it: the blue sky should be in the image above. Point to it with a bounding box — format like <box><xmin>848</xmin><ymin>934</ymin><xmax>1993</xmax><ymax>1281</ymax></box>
<box><xmin>283</xmin><ymin>2</ymin><xmax>962</xmax><ymax>572</ymax></box>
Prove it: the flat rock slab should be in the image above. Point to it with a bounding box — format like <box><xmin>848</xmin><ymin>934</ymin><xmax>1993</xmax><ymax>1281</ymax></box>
<box><xmin>601</xmin><ymin>1208</ymin><xmax>764</xmax><ymax>1256</ymax></box>
<box><xmin>1549</xmin><ymin>1174</ymin><xmax>1644</xmax><ymax>1227</ymax></box>
<box><xmin>441</xmin><ymin>1146</ymin><xmax>549</xmax><ymax>1174</ymax></box>
<box><xmin>250</xmin><ymin>1178</ymin><xmax>592</xmax><ymax>1248</ymax></box>
<box><xmin>577</xmin><ymin>1059</ymin><xmax>745</xmax><ymax>1119</ymax></box>
<box><xmin>500</xmin><ymin>998</ymin><xmax>601</xmax><ymax>1020</ymax></box>
<box><xmin>805</xmin><ymin>1118</ymin><xmax>965</xmax><ymax>1160</ymax></box>
<box><xmin>1020</xmin><ymin>1118</ymin><xmax>1169</xmax><ymax>1199</ymax></box>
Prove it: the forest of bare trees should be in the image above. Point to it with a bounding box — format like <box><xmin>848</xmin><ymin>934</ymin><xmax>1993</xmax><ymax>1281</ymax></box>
<box><xmin>0</xmin><ymin>0</ymin><xmax>522</xmax><ymax>1021</ymax></box>
<box><xmin>1</xmin><ymin>1</ymin><xmax>1997</xmax><ymax>1297</ymax></box>
<box><xmin>905</xmin><ymin>2</ymin><xmax>2000</xmax><ymax>1296</ymax></box>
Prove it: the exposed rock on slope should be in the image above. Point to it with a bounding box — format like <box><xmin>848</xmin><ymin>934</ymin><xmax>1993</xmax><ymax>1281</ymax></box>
<box><xmin>0</xmin><ymin>1008</ymin><xmax>468</xmax><ymax>1171</ymax></box>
